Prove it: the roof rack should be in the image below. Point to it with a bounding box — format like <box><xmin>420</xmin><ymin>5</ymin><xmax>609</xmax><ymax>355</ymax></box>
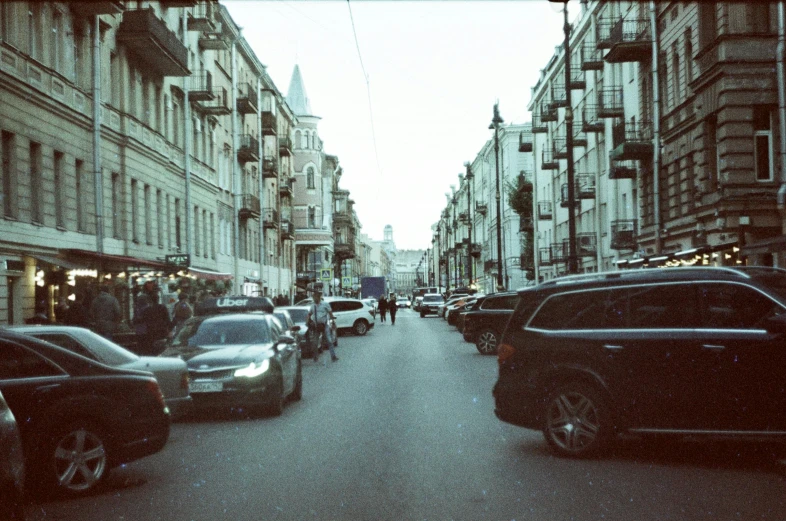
<box><xmin>194</xmin><ymin>296</ymin><xmax>274</xmax><ymax>316</ymax></box>
<box><xmin>538</xmin><ymin>266</ymin><xmax>752</xmax><ymax>288</ymax></box>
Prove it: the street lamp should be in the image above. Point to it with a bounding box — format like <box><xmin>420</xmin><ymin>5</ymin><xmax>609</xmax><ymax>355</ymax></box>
<box><xmin>464</xmin><ymin>162</ymin><xmax>474</xmax><ymax>289</ymax></box>
<box><xmin>490</xmin><ymin>103</ymin><xmax>505</xmax><ymax>291</ymax></box>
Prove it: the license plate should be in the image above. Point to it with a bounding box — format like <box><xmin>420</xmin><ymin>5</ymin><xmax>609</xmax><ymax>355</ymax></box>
<box><xmin>189</xmin><ymin>381</ymin><xmax>223</xmax><ymax>393</ymax></box>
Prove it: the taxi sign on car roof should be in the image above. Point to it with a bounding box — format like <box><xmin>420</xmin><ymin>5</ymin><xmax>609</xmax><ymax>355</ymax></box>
<box><xmin>194</xmin><ymin>296</ymin><xmax>274</xmax><ymax>316</ymax></box>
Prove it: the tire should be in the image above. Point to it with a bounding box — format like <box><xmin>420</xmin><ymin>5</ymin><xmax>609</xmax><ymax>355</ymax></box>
<box><xmin>353</xmin><ymin>319</ymin><xmax>369</xmax><ymax>336</ymax></box>
<box><xmin>39</xmin><ymin>420</ymin><xmax>110</xmax><ymax>497</ymax></box>
<box><xmin>543</xmin><ymin>383</ymin><xmax>611</xmax><ymax>458</ymax></box>
<box><xmin>292</xmin><ymin>363</ymin><xmax>303</xmax><ymax>402</ymax></box>
<box><xmin>475</xmin><ymin>329</ymin><xmax>499</xmax><ymax>355</ymax></box>
<box><xmin>265</xmin><ymin>377</ymin><xmax>285</xmax><ymax>417</ymax></box>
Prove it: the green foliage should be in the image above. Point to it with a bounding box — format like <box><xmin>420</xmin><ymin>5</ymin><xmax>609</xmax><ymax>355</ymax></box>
<box><xmin>506</xmin><ymin>179</ymin><xmax>533</xmax><ymax>216</ymax></box>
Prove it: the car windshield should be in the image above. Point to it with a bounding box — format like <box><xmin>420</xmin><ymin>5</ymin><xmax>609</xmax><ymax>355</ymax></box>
<box><xmin>172</xmin><ymin>318</ymin><xmax>271</xmax><ymax>347</ymax></box>
<box><xmin>423</xmin><ymin>296</ymin><xmax>444</xmax><ymax>303</ymax></box>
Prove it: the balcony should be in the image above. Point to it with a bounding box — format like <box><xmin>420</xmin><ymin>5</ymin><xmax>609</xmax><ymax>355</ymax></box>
<box><xmin>187</xmin><ymin>2</ymin><xmax>216</xmax><ymax>32</ymax></box>
<box><xmin>542</xmin><ymin>149</ymin><xmax>559</xmax><ymax>170</ymax></box>
<box><xmin>454</xmin><ymin>241</ymin><xmax>465</xmax><ymax>250</ymax></box>
<box><xmin>263</xmin><ymin>209</ymin><xmax>279</xmax><ymax>229</ymax></box>
<box><xmin>596</xmin><ymin>18</ymin><xmax>615</xmax><ymax>49</ymax></box>
<box><xmin>519</xmin><ymin>216</ymin><xmax>534</xmax><ymax>232</ymax></box>
<box><xmin>609</xmin><ymin>159</ymin><xmax>637</xmax><ymax>179</ymax></box>
<box><xmin>279</xmin><ymin>135</ymin><xmax>293</xmax><ymax>156</ymax></box>
<box><xmin>475</xmin><ymin>202</ymin><xmax>488</xmax><ymax>216</ymax></box>
<box><xmin>540</xmin><ymin>103</ymin><xmax>558</xmax><ymax>123</ymax></box>
<box><xmin>237</xmin><ymin>135</ymin><xmax>259</xmax><ymax>163</ymax></box>
<box><xmin>458</xmin><ymin>211</ymin><xmax>470</xmax><ymax>224</ymax></box>
<box><xmin>518</xmin><ymin>132</ymin><xmax>533</xmax><ymax>153</ymax></box>
<box><xmin>575</xmin><ymin>232</ymin><xmax>597</xmax><ymax>257</ymax></box>
<box><xmin>611</xmin><ymin>120</ymin><xmax>654</xmax><ymax>161</ymax></box>
<box><xmin>261</xmin><ymin>111</ymin><xmax>277</xmax><ymax>136</ymax></box>
<box><xmin>279</xmin><ymin>177</ymin><xmax>294</xmax><ymax>198</ymax></box>
<box><xmin>116</xmin><ymin>9</ymin><xmax>189</xmax><ymax>77</ymax></box>
<box><xmin>560</xmin><ymin>183</ymin><xmax>581</xmax><ymax>209</ymax></box>
<box><xmin>539</xmin><ymin>247</ymin><xmax>553</xmax><ymax>266</ymax></box>
<box><xmin>334</xmin><ymin>210</ymin><xmax>353</xmax><ymax>226</ymax></box>
<box><xmin>186</xmin><ymin>72</ymin><xmax>213</xmax><ymax>101</ymax></box>
<box><xmin>531</xmin><ymin>111</ymin><xmax>547</xmax><ymax>133</ymax></box>
<box><xmin>572</xmin><ymin>122</ymin><xmax>587</xmax><ymax>148</ymax></box>
<box><xmin>237</xmin><ymin>83</ymin><xmax>258</xmax><ymax>114</ymax></box>
<box><xmin>553</xmin><ymin>138</ymin><xmax>568</xmax><ymax>160</ymax></box>
<box><xmin>238</xmin><ymin>194</ymin><xmax>260</xmax><ymax>220</ymax></box>
<box><xmin>470</xmin><ymin>243</ymin><xmax>482</xmax><ymax>258</ymax></box>
<box><xmin>262</xmin><ymin>156</ymin><xmax>277</xmax><ymax>178</ymax></box>
<box><xmin>335</xmin><ymin>241</ymin><xmax>356</xmax><ymax>259</ymax></box>
<box><xmin>604</xmin><ymin>18</ymin><xmax>652</xmax><ymax>63</ymax></box>
<box><xmin>549</xmin><ymin>81</ymin><xmax>567</xmax><ymax>109</ymax></box>
<box><xmin>576</xmin><ymin>174</ymin><xmax>596</xmax><ymax>199</ymax></box>
<box><xmin>483</xmin><ymin>259</ymin><xmax>498</xmax><ymax>272</ymax></box>
<box><xmin>568</xmin><ymin>67</ymin><xmax>586</xmax><ymax>90</ymax></box>
<box><xmin>582</xmin><ymin>105</ymin><xmax>604</xmax><ymax>132</ymax></box>
<box><xmin>550</xmin><ymin>242</ymin><xmax>568</xmax><ymax>263</ymax></box>
<box><xmin>581</xmin><ymin>41</ymin><xmax>604</xmax><ymax>71</ymax></box>
<box><xmin>70</xmin><ymin>2</ymin><xmax>123</xmax><ymax>16</ymax></box>
<box><xmin>198</xmin><ymin>25</ymin><xmax>229</xmax><ymax>51</ymax></box>
<box><xmin>611</xmin><ymin>220</ymin><xmax>637</xmax><ymax>250</ymax></box>
<box><xmin>281</xmin><ymin>219</ymin><xmax>295</xmax><ymax>240</ymax></box>
<box><xmin>598</xmin><ymin>87</ymin><xmax>624</xmax><ymax>118</ymax></box>
<box><xmin>195</xmin><ymin>87</ymin><xmax>230</xmax><ymax>115</ymax></box>
<box><xmin>538</xmin><ymin>201</ymin><xmax>553</xmax><ymax>220</ymax></box>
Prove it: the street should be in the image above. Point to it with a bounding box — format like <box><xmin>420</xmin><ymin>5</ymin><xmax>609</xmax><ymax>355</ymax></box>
<box><xmin>26</xmin><ymin>309</ymin><xmax>786</xmax><ymax>521</ymax></box>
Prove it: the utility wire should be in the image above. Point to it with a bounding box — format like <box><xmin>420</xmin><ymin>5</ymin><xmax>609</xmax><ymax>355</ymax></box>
<box><xmin>347</xmin><ymin>0</ymin><xmax>382</xmax><ymax>176</ymax></box>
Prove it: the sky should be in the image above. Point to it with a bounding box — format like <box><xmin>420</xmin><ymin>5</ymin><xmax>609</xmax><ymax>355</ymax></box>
<box><xmin>224</xmin><ymin>0</ymin><xmax>567</xmax><ymax>250</ymax></box>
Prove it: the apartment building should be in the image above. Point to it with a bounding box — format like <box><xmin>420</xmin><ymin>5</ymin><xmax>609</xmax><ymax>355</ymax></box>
<box><xmin>0</xmin><ymin>1</ymin><xmax>309</xmax><ymax>324</ymax></box>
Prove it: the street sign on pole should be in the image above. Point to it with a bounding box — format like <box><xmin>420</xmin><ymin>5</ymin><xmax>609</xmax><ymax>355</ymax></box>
<box><xmin>320</xmin><ymin>268</ymin><xmax>332</xmax><ymax>282</ymax></box>
<box><xmin>342</xmin><ymin>276</ymin><xmax>351</xmax><ymax>287</ymax></box>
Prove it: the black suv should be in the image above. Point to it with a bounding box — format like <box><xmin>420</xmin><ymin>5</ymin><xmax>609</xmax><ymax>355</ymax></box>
<box><xmin>493</xmin><ymin>267</ymin><xmax>786</xmax><ymax>458</ymax></box>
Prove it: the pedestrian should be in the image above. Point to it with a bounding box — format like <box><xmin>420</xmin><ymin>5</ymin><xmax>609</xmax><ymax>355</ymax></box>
<box><xmin>137</xmin><ymin>292</ymin><xmax>172</xmax><ymax>355</ymax></box>
<box><xmin>378</xmin><ymin>294</ymin><xmax>388</xmax><ymax>322</ymax></box>
<box><xmin>275</xmin><ymin>294</ymin><xmax>284</xmax><ymax>306</ymax></box>
<box><xmin>64</xmin><ymin>292</ymin><xmax>90</xmax><ymax>327</ymax></box>
<box><xmin>306</xmin><ymin>289</ymin><xmax>338</xmax><ymax>362</ymax></box>
<box><xmin>388</xmin><ymin>294</ymin><xmax>398</xmax><ymax>325</ymax></box>
<box><xmin>55</xmin><ymin>297</ymin><xmax>69</xmax><ymax>323</ymax></box>
<box><xmin>90</xmin><ymin>284</ymin><xmax>122</xmax><ymax>340</ymax></box>
<box><xmin>172</xmin><ymin>292</ymin><xmax>193</xmax><ymax>330</ymax></box>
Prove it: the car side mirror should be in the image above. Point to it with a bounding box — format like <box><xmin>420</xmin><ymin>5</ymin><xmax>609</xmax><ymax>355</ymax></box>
<box><xmin>278</xmin><ymin>334</ymin><xmax>296</xmax><ymax>345</ymax></box>
<box><xmin>291</xmin><ymin>325</ymin><xmax>301</xmax><ymax>333</ymax></box>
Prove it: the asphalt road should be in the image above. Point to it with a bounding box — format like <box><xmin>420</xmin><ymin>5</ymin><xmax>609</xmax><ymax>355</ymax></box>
<box><xmin>26</xmin><ymin>308</ymin><xmax>786</xmax><ymax>521</ymax></box>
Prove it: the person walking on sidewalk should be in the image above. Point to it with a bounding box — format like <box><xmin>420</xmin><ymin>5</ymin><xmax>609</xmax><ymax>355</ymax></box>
<box><xmin>388</xmin><ymin>295</ymin><xmax>398</xmax><ymax>325</ymax></box>
<box><xmin>378</xmin><ymin>295</ymin><xmax>388</xmax><ymax>323</ymax></box>
<box><xmin>306</xmin><ymin>290</ymin><xmax>338</xmax><ymax>362</ymax></box>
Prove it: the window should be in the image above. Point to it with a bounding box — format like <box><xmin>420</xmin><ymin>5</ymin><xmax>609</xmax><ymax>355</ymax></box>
<box><xmin>194</xmin><ymin>206</ymin><xmax>200</xmax><ymax>257</ymax></box>
<box><xmin>2</xmin><ymin>131</ymin><xmax>17</xmax><ymax>218</ymax></box>
<box><xmin>54</xmin><ymin>151</ymin><xmax>64</xmax><ymax>228</ymax></box>
<box><xmin>203</xmin><ymin>209</ymin><xmax>208</xmax><ymax>258</ymax></box>
<box><xmin>51</xmin><ymin>10</ymin><xmax>62</xmax><ymax>72</ymax></box>
<box><xmin>111</xmin><ymin>173</ymin><xmax>121</xmax><ymax>238</ymax></box>
<box><xmin>175</xmin><ymin>198</ymin><xmax>182</xmax><ymax>251</ymax></box>
<box><xmin>754</xmin><ymin>106</ymin><xmax>773</xmax><ymax>182</ymax></box>
<box><xmin>684</xmin><ymin>28</ymin><xmax>693</xmax><ymax>84</ymax></box>
<box><xmin>28</xmin><ymin>5</ymin><xmax>42</xmax><ymax>60</ymax></box>
<box><xmin>157</xmin><ymin>190</ymin><xmax>164</xmax><ymax>247</ymax></box>
<box><xmin>0</xmin><ymin>340</ymin><xmax>64</xmax><ymax>380</ymax></box>
<box><xmin>76</xmin><ymin>159</ymin><xmax>85</xmax><ymax>231</ymax></box>
<box><xmin>746</xmin><ymin>4</ymin><xmax>771</xmax><ymax>33</ymax></box>
<box><xmin>706</xmin><ymin>115</ymin><xmax>718</xmax><ymax>188</ymax></box>
<box><xmin>210</xmin><ymin>212</ymin><xmax>216</xmax><ymax>259</ymax></box>
<box><xmin>144</xmin><ymin>184</ymin><xmax>152</xmax><ymax>244</ymax></box>
<box><xmin>628</xmin><ymin>284</ymin><xmax>698</xmax><ymax>328</ymax></box>
<box><xmin>672</xmin><ymin>44</ymin><xmax>681</xmax><ymax>106</ymax></box>
<box><xmin>308</xmin><ymin>206</ymin><xmax>316</xmax><ymax>228</ymax></box>
<box><xmin>698</xmin><ymin>3</ymin><xmax>718</xmax><ymax>51</ymax></box>
<box><xmin>699</xmin><ymin>283</ymin><xmax>784</xmax><ymax>329</ymax></box>
<box><xmin>29</xmin><ymin>141</ymin><xmax>42</xmax><ymax>224</ymax></box>
<box><xmin>307</xmin><ymin>167</ymin><xmax>315</xmax><ymax>189</ymax></box>
<box><xmin>131</xmin><ymin>179</ymin><xmax>139</xmax><ymax>242</ymax></box>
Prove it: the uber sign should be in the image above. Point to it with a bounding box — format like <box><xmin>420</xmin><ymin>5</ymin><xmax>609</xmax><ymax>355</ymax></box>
<box><xmin>216</xmin><ymin>298</ymin><xmax>248</xmax><ymax>307</ymax></box>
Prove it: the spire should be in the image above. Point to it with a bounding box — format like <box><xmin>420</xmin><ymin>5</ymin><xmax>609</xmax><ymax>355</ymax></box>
<box><xmin>286</xmin><ymin>64</ymin><xmax>313</xmax><ymax>117</ymax></box>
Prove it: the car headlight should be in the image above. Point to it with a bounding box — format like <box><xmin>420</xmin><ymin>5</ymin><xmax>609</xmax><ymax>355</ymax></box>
<box><xmin>234</xmin><ymin>359</ymin><xmax>271</xmax><ymax>378</ymax></box>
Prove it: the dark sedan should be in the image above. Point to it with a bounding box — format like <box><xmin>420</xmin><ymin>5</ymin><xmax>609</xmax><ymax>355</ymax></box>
<box><xmin>161</xmin><ymin>313</ymin><xmax>302</xmax><ymax>416</ymax></box>
<box><xmin>0</xmin><ymin>331</ymin><xmax>170</xmax><ymax>498</ymax></box>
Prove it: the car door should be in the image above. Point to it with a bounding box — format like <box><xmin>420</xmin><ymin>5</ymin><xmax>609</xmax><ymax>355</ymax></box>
<box><xmin>329</xmin><ymin>300</ymin><xmax>351</xmax><ymax>329</ymax></box>
<box><xmin>269</xmin><ymin>318</ymin><xmax>296</xmax><ymax>395</ymax></box>
<box><xmin>693</xmin><ymin>282</ymin><xmax>786</xmax><ymax>431</ymax></box>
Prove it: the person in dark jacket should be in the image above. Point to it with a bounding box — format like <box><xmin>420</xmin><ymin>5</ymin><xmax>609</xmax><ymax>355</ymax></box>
<box><xmin>378</xmin><ymin>295</ymin><xmax>388</xmax><ymax>322</ymax></box>
<box><xmin>64</xmin><ymin>292</ymin><xmax>90</xmax><ymax>327</ymax></box>
<box><xmin>388</xmin><ymin>295</ymin><xmax>398</xmax><ymax>325</ymax></box>
<box><xmin>90</xmin><ymin>285</ymin><xmax>122</xmax><ymax>340</ymax></box>
<box><xmin>137</xmin><ymin>293</ymin><xmax>172</xmax><ymax>355</ymax></box>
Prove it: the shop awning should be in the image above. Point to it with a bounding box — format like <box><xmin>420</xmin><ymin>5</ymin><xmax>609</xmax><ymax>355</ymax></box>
<box><xmin>63</xmin><ymin>249</ymin><xmax>169</xmax><ymax>271</ymax></box>
<box><xmin>31</xmin><ymin>255</ymin><xmax>87</xmax><ymax>270</ymax></box>
<box><xmin>187</xmin><ymin>267</ymin><xmax>234</xmax><ymax>281</ymax></box>
<box><xmin>741</xmin><ymin>236</ymin><xmax>786</xmax><ymax>256</ymax></box>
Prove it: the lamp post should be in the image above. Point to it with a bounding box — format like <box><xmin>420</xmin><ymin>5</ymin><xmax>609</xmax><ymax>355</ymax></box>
<box><xmin>560</xmin><ymin>0</ymin><xmax>578</xmax><ymax>274</ymax></box>
<box><xmin>451</xmin><ymin>191</ymin><xmax>459</xmax><ymax>289</ymax></box>
<box><xmin>464</xmin><ymin>162</ymin><xmax>474</xmax><ymax>289</ymax></box>
<box><xmin>490</xmin><ymin>103</ymin><xmax>505</xmax><ymax>291</ymax></box>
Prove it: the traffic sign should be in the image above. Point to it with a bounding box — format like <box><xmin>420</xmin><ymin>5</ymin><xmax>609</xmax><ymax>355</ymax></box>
<box><xmin>342</xmin><ymin>276</ymin><xmax>351</xmax><ymax>287</ymax></box>
<box><xmin>320</xmin><ymin>268</ymin><xmax>332</xmax><ymax>281</ymax></box>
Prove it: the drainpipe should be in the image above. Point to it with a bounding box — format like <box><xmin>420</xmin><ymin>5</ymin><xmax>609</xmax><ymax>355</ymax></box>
<box><xmin>231</xmin><ymin>42</ymin><xmax>241</xmax><ymax>294</ymax></box>
<box><xmin>257</xmin><ymin>78</ymin><xmax>265</xmax><ymax>295</ymax></box>
<box><xmin>650</xmin><ymin>1</ymin><xmax>662</xmax><ymax>253</ymax></box>
<box><xmin>183</xmin><ymin>11</ymin><xmax>192</xmax><ymax>261</ymax></box>
<box><xmin>777</xmin><ymin>2</ymin><xmax>786</xmax><ymax>235</ymax></box>
<box><xmin>92</xmin><ymin>16</ymin><xmax>104</xmax><ymax>254</ymax></box>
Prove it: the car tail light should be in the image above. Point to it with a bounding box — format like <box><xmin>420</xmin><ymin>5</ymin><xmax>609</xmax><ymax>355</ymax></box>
<box><xmin>497</xmin><ymin>343</ymin><xmax>515</xmax><ymax>364</ymax></box>
<box><xmin>146</xmin><ymin>378</ymin><xmax>167</xmax><ymax>409</ymax></box>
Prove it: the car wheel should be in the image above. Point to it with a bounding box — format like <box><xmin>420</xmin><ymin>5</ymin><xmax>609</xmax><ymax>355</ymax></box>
<box><xmin>353</xmin><ymin>319</ymin><xmax>369</xmax><ymax>336</ymax></box>
<box><xmin>266</xmin><ymin>377</ymin><xmax>285</xmax><ymax>417</ymax></box>
<box><xmin>40</xmin><ymin>420</ymin><xmax>109</xmax><ymax>497</ymax></box>
<box><xmin>292</xmin><ymin>363</ymin><xmax>303</xmax><ymax>402</ymax></box>
<box><xmin>475</xmin><ymin>329</ymin><xmax>498</xmax><ymax>355</ymax></box>
<box><xmin>543</xmin><ymin>383</ymin><xmax>610</xmax><ymax>458</ymax></box>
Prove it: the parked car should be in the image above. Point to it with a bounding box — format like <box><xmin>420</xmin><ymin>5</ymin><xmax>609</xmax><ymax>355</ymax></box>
<box><xmin>413</xmin><ymin>296</ymin><xmax>424</xmax><ymax>311</ymax></box>
<box><xmin>419</xmin><ymin>293</ymin><xmax>445</xmax><ymax>317</ymax></box>
<box><xmin>446</xmin><ymin>296</ymin><xmax>479</xmax><ymax>325</ymax></box>
<box><xmin>494</xmin><ymin>267</ymin><xmax>786</xmax><ymax>458</ymax></box>
<box><xmin>361</xmin><ymin>297</ymin><xmax>378</xmax><ymax>315</ymax></box>
<box><xmin>161</xmin><ymin>297</ymin><xmax>301</xmax><ymax>416</ymax></box>
<box><xmin>0</xmin><ymin>390</ymin><xmax>25</xmax><ymax>520</ymax></box>
<box><xmin>438</xmin><ymin>294</ymin><xmax>469</xmax><ymax>318</ymax></box>
<box><xmin>327</xmin><ymin>297</ymin><xmax>376</xmax><ymax>335</ymax></box>
<box><xmin>397</xmin><ymin>296</ymin><xmax>412</xmax><ymax>308</ymax></box>
<box><xmin>457</xmin><ymin>296</ymin><xmax>487</xmax><ymax>338</ymax></box>
<box><xmin>462</xmin><ymin>292</ymin><xmax>519</xmax><ymax>354</ymax></box>
<box><xmin>0</xmin><ymin>330</ymin><xmax>170</xmax><ymax>497</ymax></box>
<box><xmin>5</xmin><ymin>325</ymin><xmax>192</xmax><ymax>418</ymax></box>
<box><xmin>271</xmin><ymin>309</ymin><xmax>306</xmax><ymax>351</ymax></box>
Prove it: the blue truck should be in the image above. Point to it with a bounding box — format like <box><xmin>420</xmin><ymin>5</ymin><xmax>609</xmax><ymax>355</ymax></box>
<box><xmin>360</xmin><ymin>276</ymin><xmax>386</xmax><ymax>300</ymax></box>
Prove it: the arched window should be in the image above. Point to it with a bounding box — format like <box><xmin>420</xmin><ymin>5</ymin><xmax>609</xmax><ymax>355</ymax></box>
<box><xmin>304</xmin><ymin>131</ymin><xmax>310</xmax><ymax>149</ymax></box>
<box><xmin>307</xmin><ymin>167</ymin><xmax>315</xmax><ymax>189</ymax></box>
<box><xmin>312</xmin><ymin>133</ymin><xmax>317</xmax><ymax>150</ymax></box>
<box><xmin>295</xmin><ymin>130</ymin><xmax>302</xmax><ymax>149</ymax></box>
